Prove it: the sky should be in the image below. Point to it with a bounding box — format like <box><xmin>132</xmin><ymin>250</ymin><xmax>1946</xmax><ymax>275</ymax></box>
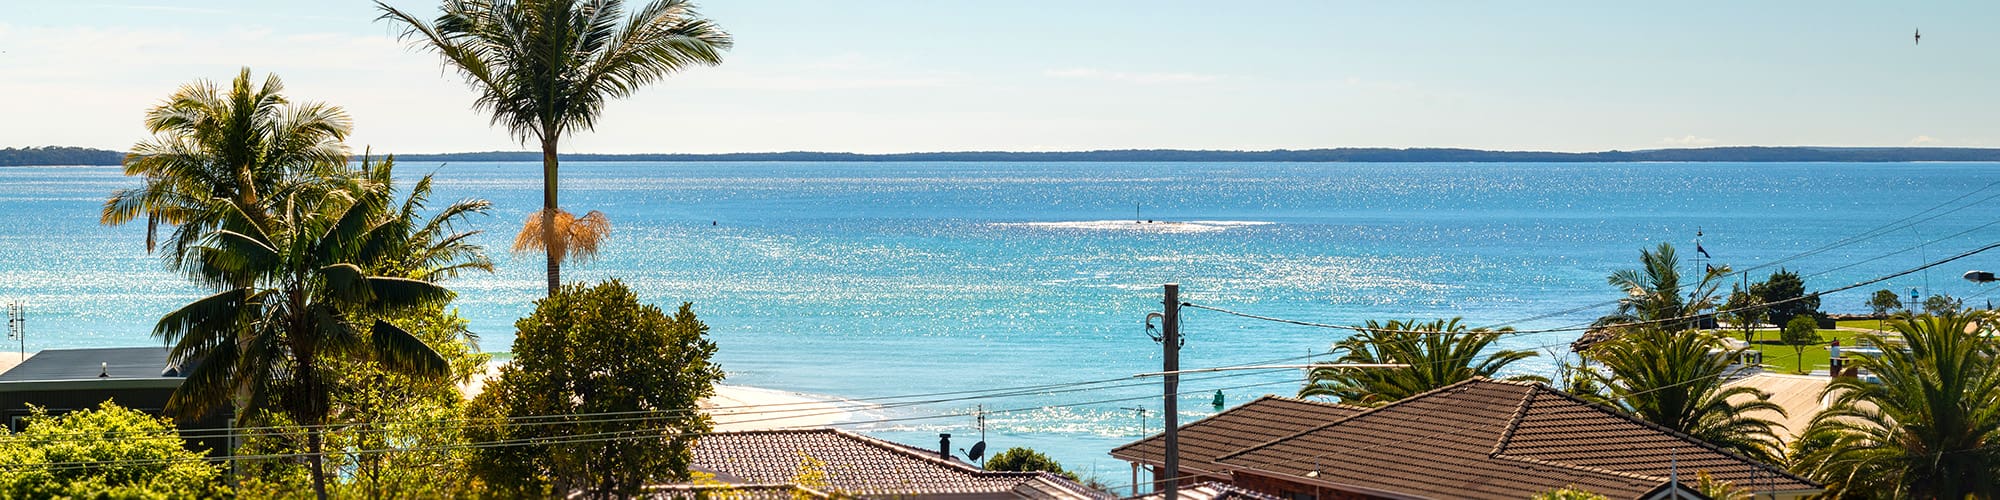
<box><xmin>2</xmin><ymin>1</ymin><xmax>1997</xmax><ymax>154</ymax></box>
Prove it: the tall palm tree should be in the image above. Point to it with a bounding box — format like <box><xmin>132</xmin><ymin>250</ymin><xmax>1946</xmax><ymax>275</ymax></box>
<box><xmin>153</xmin><ymin>160</ymin><xmax>464</xmax><ymax>500</ymax></box>
<box><xmin>378</xmin><ymin>0</ymin><xmax>732</xmax><ymax>294</ymax></box>
<box><xmin>1792</xmin><ymin>311</ymin><xmax>2000</xmax><ymax>499</ymax></box>
<box><xmin>102</xmin><ymin>68</ymin><xmax>350</xmax><ymax>264</ymax></box>
<box><xmin>1300</xmin><ymin>318</ymin><xmax>1542</xmax><ymax>406</ymax></box>
<box><xmin>1584</xmin><ymin>327</ymin><xmax>1787</xmax><ymax>463</ymax></box>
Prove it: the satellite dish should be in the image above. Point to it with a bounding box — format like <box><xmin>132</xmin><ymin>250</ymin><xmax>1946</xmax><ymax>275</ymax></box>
<box><xmin>1966</xmin><ymin>270</ymin><xmax>1996</xmax><ymax>283</ymax></box>
<box><xmin>962</xmin><ymin>441</ymin><xmax>987</xmax><ymax>463</ymax></box>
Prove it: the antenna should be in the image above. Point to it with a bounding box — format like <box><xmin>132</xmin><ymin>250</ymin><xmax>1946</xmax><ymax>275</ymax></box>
<box><xmin>5</xmin><ymin>302</ymin><xmax>21</xmax><ymax>361</ymax></box>
<box><xmin>960</xmin><ymin>405</ymin><xmax>988</xmax><ymax>465</ymax></box>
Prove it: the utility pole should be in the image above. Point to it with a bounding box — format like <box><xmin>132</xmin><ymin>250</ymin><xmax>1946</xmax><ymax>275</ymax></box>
<box><xmin>1161</xmin><ymin>283</ymin><xmax>1181</xmax><ymax>499</ymax></box>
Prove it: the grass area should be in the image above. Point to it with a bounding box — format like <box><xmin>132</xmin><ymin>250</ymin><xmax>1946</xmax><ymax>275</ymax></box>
<box><xmin>1835</xmin><ymin>318</ymin><xmax>1891</xmax><ymax>331</ymax></box>
<box><xmin>1721</xmin><ymin>328</ymin><xmax>1865</xmax><ymax>375</ymax></box>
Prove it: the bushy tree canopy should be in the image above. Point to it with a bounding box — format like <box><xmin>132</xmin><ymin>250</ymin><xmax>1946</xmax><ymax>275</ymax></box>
<box><xmin>984</xmin><ymin>447</ymin><xmax>1079</xmax><ymax>481</ymax></box>
<box><xmin>1750</xmin><ymin>269</ymin><xmax>1817</xmax><ymax>326</ymax></box>
<box><xmin>0</xmin><ymin>401</ymin><xmax>228</xmax><ymax>498</ymax></box>
<box><xmin>469</xmin><ymin>280</ymin><xmax>723</xmax><ymax>499</ymax></box>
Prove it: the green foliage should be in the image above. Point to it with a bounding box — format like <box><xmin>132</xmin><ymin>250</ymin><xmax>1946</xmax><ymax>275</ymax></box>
<box><xmin>468</xmin><ymin>280</ymin><xmax>724</xmax><ymax>499</ymax></box>
<box><xmin>1694</xmin><ymin>471</ymin><xmax>1751</xmax><ymax>500</ymax></box>
<box><xmin>983</xmin><ymin>447</ymin><xmax>1080</xmax><ymax>481</ymax></box>
<box><xmin>1793</xmin><ymin>312</ymin><xmax>2000</xmax><ymax>499</ymax></box>
<box><xmin>138</xmin><ymin>149</ymin><xmax>486</xmax><ymax>498</ymax></box>
<box><xmin>1582</xmin><ymin>328</ymin><xmax>1786</xmax><ymax>463</ymax></box>
<box><xmin>1781</xmin><ymin>315</ymin><xmax>1821</xmax><ymax>375</ymax></box>
<box><xmin>1723</xmin><ymin>285</ymin><xmax>1765</xmax><ymax>344</ymax></box>
<box><xmin>1300</xmin><ymin>318</ymin><xmax>1542</xmax><ymax>406</ymax></box>
<box><xmin>1595</xmin><ymin>243</ymin><xmax>1730</xmax><ymax>332</ymax></box>
<box><xmin>1750</xmin><ymin>269</ymin><xmax>1817</xmax><ymax>328</ymax></box>
<box><xmin>0</xmin><ymin>401</ymin><xmax>228</xmax><ymax>498</ymax></box>
<box><xmin>1529</xmin><ymin>486</ymin><xmax>1610</xmax><ymax>500</ymax></box>
<box><xmin>1923</xmin><ymin>294</ymin><xmax>1964</xmax><ymax>316</ymax></box>
<box><xmin>1867</xmin><ymin>289</ymin><xmax>1903</xmax><ymax>317</ymax></box>
<box><xmin>378</xmin><ymin>0</ymin><xmax>732</xmax><ymax>294</ymax></box>
<box><xmin>102</xmin><ymin>68</ymin><xmax>352</xmax><ymax>260</ymax></box>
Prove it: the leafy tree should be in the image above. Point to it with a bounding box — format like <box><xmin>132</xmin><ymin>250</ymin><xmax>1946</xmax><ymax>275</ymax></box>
<box><xmin>379</xmin><ymin>0</ymin><xmax>733</xmax><ymax>295</ymax></box>
<box><xmin>1530</xmin><ymin>486</ymin><xmax>1610</xmax><ymax>500</ymax></box>
<box><xmin>102</xmin><ymin>68</ymin><xmax>350</xmax><ymax>258</ymax></box>
<box><xmin>0</xmin><ymin>401</ymin><xmax>228</xmax><ymax>498</ymax></box>
<box><xmin>1694</xmin><ymin>471</ymin><xmax>1751</xmax><ymax>500</ymax></box>
<box><xmin>1923</xmin><ymin>293</ymin><xmax>1964</xmax><ymax>316</ymax></box>
<box><xmin>1780</xmin><ymin>315</ymin><xmax>1821</xmax><ymax>375</ymax></box>
<box><xmin>1867</xmin><ymin>289</ymin><xmax>1903</xmax><ymax>320</ymax></box>
<box><xmin>1749</xmin><ymin>269</ymin><xmax>1817</xmax><ymax>330</ymax></box>
<box><xmin>149</xmin><ymin>158</ymin><xmax>468</xmax><ymax>500</ymax></box>
<box><xmin>1582</xmin><ymin>328</ymin><xmax>1786</xmax><ymax>462</ymax></box>
<box><xmin>984</xmin><ymin>447</ymin><xmax>1080</xmax><ymax>481</ymax></box>
<box><xmin>1793</xmin><ymin>311</ymin><xmax>2000</xmax><ymax>499</ymax></box>
<box><xmin>234</xmin><ymin>306</ymin><xmax>493</xmax><ymax>499</ymax></box>
<box><xmin>1299</xmin><ymin>318</ymin><xmax>1542</xmax><ymax>406</ymax></box>
<box><xmin>468</xmin><ymin>280</ymin><xmax>723</xmax><ymax>498</ymax></box>
<box><xmin>1722</xmin><ymin>285</ymin><xmax>1765</xmax><ymax>344</ymax></box>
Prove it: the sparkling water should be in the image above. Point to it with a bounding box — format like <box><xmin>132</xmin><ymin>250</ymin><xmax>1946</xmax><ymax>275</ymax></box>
<box><xmin>3</xmin><ymin>161</ymin><xmax>1997</xmax><ymax>477</ymax></box>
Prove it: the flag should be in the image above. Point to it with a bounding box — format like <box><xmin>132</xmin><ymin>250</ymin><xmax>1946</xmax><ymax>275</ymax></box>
<box><xmin>1706</xmin><ymin>264</ymin><xmax>1716</xmax><ymax>274</ymax></box>
<box><xmin>1696</xmin><ymin>243</ymin><xmax>1711</xmax><ymax>259</ymax></box>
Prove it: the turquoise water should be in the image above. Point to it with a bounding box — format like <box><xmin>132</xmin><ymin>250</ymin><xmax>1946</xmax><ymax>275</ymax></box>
<box><xmin>4</xmin><ymin>161</ymin><xmax>1999</xmax><ymax>479</ymax></box>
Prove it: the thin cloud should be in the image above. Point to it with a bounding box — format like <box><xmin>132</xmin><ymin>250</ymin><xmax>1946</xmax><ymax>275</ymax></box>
<box><xmin>1660</xmin><ymin>135</ymin><xmax>1718</xmax><ymax>147</ymax></box>
<box><xmin>1909</xmin><ymin>135</ymin><xmax>1943</xmax><ymax>146</ymax></box>
<box><xmin>1044</xmin><ymin>67</ymin><xmax>1221</xmax><ymax>84</ymax></box>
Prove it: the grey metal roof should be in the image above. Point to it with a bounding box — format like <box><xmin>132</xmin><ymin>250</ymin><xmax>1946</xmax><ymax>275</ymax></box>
<box><xmin>0</xmin><ymin>347</ymin><xmax>180</xmax><ymax>382</ymax></box>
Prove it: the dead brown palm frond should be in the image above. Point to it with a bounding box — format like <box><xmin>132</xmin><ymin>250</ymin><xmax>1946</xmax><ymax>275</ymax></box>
<box><xmin>513</xmin><ymin>209</ymin><xmax>610</xmax><ymax>264</ymax></box>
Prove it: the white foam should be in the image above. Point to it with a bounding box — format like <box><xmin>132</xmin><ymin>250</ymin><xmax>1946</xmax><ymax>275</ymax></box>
<box><xmin>990</xmin><ymin>220</ymin><xmax>1273</xmax><ymax>234</ymax></box>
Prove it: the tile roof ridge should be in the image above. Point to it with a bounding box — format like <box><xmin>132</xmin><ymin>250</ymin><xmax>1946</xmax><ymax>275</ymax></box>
<box><xmin>820</xmin><ymin>427</ymin><xmax>991</xmax><ymax>473</ymax></box>
<box><xmin>1513</xmin><ymin>384</ymin><xmax>1820</xmax><ymax>488</ymax></box>
<box><xmin>1487</xmin><ymin>380</ymin><xmax>1543</xmax><ymax>457</ymax></box>
<box><xmin>1109</xmin><ymin>394</ymin><xmax>1327</xmax><ymax>455</ymax></box>
<box><xmin>1214</xmin><ymin>377</ymin><xmax>1494</xmax><ymax>462</ymax></box>
<box><xmin>1266</xmin><ymin>394</ymin><xmax>1370</xmax><ymax>411</ymax></box>
<box><xmin>1487</xmin><ymin>452</ymin><xmax>1672</xmax><ymax>485</ymax></box>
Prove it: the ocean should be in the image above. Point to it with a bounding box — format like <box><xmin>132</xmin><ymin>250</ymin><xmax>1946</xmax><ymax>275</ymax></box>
<box><xmin>3</xmin><ymin>161</ymin><xmax>1998</xmax><ymax>479</ymax></box>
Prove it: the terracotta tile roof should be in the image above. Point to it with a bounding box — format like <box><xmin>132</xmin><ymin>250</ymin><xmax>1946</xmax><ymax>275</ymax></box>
<box><xmin>689</xmin><ymin>428</ymin><xmax>1109</xmax><ymax>499</ymax></box>
<box><xmin>1129</xmin><ymin>481</ymin><xmax>1285</xmax><ymax>500</ymax></box>
<box><xmin>638</xmin><ymin>483</ymin><xmax>832</xmax><ymax>499</ymax></box>
<box><xmin>1108</xmin><ymin>395</ymin><xmax>1366</xmax><ymax>479</ymax></box>
<box><xmin>1204</xmin><ymin>379</ymin><xmax>1820</xmax><ymax>500</ymax></box>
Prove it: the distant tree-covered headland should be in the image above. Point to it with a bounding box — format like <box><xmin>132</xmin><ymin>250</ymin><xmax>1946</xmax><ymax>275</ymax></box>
<box><xmin>15</xmin><ymin>145</ymin><xmax>2000</xmax><ymax>166</ymax></box>
<box><xmin>0</xmin><ymin>146</ymin><xmax>123</xmax><ymax>166</ymax></box>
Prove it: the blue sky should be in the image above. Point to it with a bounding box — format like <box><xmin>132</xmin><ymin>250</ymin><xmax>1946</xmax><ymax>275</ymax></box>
<box><xmin>2</xmin><ymin>1</ymin><xmax>1994</xmax><ymax>153</ymax></box>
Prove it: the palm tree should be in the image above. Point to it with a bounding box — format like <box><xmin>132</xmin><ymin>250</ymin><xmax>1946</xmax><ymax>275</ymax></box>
<box><xmin>1792</xmin><ymin>311</ymin><xmax>2000</xmax><ymax>499</ymax></box>
<box><xmin>1584</xmin><ymin>327</ymin><xmax>1786</xmax><ymax>463</ymax></box>
<box><xmin>1300</xmin><ymin>318</ymin><xmax>1542</xmax><ymax>406</ymax></box>
<box><xmin>153</xmin><ymin>160</ymin><xmax>466</xmax><ymax>500</ymax></box>
<box><xmin>102</xmin><ymin>68</ymin><xmax>350</xmax><ymax>264</ymax></box>
<box><xmin>1575</xmin><ymin>243</ymin><xmax>1731</xmax><ymax>352</ymax></box>
<box><xmin>378</xmin><ymin>0</ymin><xmax>732</xmax><ymax>294</ymax></box>
<box><xmin>1598</xmin><ymin>243</ymin><xmax>1730</xmax><ymax>330</ymax></box>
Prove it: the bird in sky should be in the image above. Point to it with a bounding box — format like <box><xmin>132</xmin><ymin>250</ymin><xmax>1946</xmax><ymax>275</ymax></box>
<box><xmin>1915</xmin><ymin>28</ymin><xmax>1922</xmax><ymax>45</ymax></box>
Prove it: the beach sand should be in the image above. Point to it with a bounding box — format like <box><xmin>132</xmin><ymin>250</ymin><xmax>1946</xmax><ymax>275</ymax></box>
<box><xmin>460</xmin><ymin>360</ymin><xmax>853</xmax><ymax>430</ymax></box>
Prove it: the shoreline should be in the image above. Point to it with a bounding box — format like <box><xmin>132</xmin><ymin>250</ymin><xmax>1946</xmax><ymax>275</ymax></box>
<box><xmin>462</xmin><ymin>360</ymin><xmax>856</xmax><ymax>430</ymax></box>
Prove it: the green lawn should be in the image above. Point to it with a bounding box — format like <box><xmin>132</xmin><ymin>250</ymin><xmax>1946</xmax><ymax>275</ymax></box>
<box><xmin>1835</xmin><ymin>319</ymin><xmax>1891</xmax><ymax>331</ymax></box>
<box><xmin>1722</xmin><ymin>329</ymin><xmax>1865</xmax><ymax>375</ymax></box>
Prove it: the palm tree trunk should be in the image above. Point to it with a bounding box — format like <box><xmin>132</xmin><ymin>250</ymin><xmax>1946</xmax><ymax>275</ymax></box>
<box><xmin>541</xmin><ymin>138</ymin><xmax>561</xmax><ymax>295</ymax></box>
<box><xmin>309</xmin><ymin>428</ymin><xmax>329</xmax><ymax>500</ymax></box>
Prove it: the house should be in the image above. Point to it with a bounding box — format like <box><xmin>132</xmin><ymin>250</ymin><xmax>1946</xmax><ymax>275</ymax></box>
<box><xmin>0</xmin><ymin>347</ymin><xmax>230</xmax><ymax>451</ymax></box>
<box><xmin>1111</xmin><ymin>379</ymin><xmax>1822</xmax><ymax>500</ymax></box>
<box><xmin>1110</xmin><ymin>395</ymin><xmax>1367</xmax><ymax>487</ymax></box>
<box><xmin>660</xmin><ymin>427</ymin><xmax>1110</xmax><ymax>499</ymax></box>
